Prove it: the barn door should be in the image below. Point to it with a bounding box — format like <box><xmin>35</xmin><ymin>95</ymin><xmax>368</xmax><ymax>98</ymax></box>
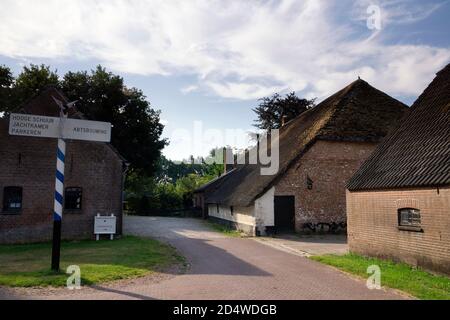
<box><xmin>274</xmin><ymin>196</ymin><xmax>295</xmax><ymax>232</ymax></box>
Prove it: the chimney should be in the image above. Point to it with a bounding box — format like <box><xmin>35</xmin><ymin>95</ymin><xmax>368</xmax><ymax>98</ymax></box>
<box><xmin>223</xmin><ymin>147</ymin><xmax>234</xmax><ymax>174</ymax></box>
<box><xmin>281</xmin><ymin>115</ymin><xmax>288</xmax><ymax>127</ymax></box>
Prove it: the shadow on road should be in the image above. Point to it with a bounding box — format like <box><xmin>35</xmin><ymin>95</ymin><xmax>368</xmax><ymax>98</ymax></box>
<box><xmin>125</xmin><ymin>216</ymin><xmax>271</xmax><ymax>277</ymax></box>
<box><xmin>89</xmin><ymin>285</ymin><xmax>157</xmax><ymax>300</ymax></box>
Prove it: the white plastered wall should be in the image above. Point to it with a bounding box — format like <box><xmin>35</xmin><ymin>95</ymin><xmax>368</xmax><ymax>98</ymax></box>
<box><xmin>208</xmin><ymin>204</ymin><xmax>255</xmax><ymax>226</ymax></box>
<box><xmin>254</xmin><ymin>187</ymin><xmax>275</xmax><ymax>229</ymax></box>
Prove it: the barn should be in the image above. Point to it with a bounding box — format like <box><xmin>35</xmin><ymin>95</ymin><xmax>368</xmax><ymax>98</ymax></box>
<box><xmin>0</xmin><ymin>87</ymin><xmax>127</xmax><ymax>243</ymax></box>
<box><xmin>195</xmin><ymin>79</ymin><xmax>408</xmax><ymax>235</ymax></box>
<box><xmin>346</xmin><ymin>64</ymin><xmax>450</xmax><ymax>274</ymax></box>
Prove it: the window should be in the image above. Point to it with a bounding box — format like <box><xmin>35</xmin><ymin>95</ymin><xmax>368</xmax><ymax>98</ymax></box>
<box><xmin>2</xmin><ymin>187</ymin><xmax>22</xmax><ymax>212</ymax></box>
<box><xmin>398</xmin><ymin>208</ymin><xmax>421</xmax><ymax>230</ymax></box>
<box><xmin>230</xmin><ymin>206</ymin><xmax>234</xmax><ymax>216</ymax></box>
<box><xmin>306</xmin><ymin>176</ymin><xmax>313</xmax><ymax>190</ymax></box>
<box><xmin>216</xmin><ymin>204</ymin><xmax>219</xmax><ymax>213</ymax></box>
<box><xmin>65</xmin><ymin>187</ymin><xmax>82</xmax><ymax>210</ymax></box>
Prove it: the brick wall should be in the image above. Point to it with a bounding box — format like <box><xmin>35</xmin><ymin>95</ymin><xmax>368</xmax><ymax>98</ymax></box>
<box><xmin>347</xmin><ymin>187</ymin><xmax>450</xmax><ymax>275</ymax></box>
<box><xmin>0</xmin><ymin>119</ymin><xmax>124</xmax><ymax>243</ymax></box>
<box><xmin>275</xmin><ymin>140</ymin><xmax>377</xmax><ymax>233</ymax></box>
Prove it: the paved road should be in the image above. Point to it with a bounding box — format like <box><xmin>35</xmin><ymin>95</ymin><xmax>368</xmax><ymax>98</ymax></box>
<box><xmin>254</xmin><ymin>233</ymin><xmax>348</xmax><ymax>257</ymax></box>
<box><xmin>1</xmin><ymin>216</ymin><xmax>406</xmax><ymax>300</ymax></box>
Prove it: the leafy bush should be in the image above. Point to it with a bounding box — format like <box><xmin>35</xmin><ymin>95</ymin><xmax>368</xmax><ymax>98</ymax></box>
<box><xmin>125</xmin><ymin>165</ymin><xmax>217</xmax><ymax>215</ymax></box>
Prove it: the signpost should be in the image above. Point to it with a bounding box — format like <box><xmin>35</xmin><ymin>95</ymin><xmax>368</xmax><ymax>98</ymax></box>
<box><xmin>9</xmin><ymin>113</ymin><xmax>111</xmax><ymax>142</ymax></box>
<box><xmin>8</xmin><ymin>100</ymin><xmax>112</xmax><ymax>271</ymax></box>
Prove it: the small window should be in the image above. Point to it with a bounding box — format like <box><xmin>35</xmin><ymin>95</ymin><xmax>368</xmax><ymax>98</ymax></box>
<box><xmin>230</xmin><ymin>206</ymin><xmax>234</xmax><ymax>216</ymax></box>
<box><xmin>306</xmin><ymin>176</ymin><xmax>313</xmax><ymax>190</ymax></box>
<box><xmin>3</xmin><ymin>187</ymin><xmax>23</xmax><ymax>212</ymax></box>
<box><xmin>65</xmin><ymin>187</ymin><xmax>82</xmax><ymax>210</ymax></box>
<box><xmin>216</xmin><ymin>204</ymin><xmax>219</xmax><ymax>213</ymax></box>
<box><xmin>398</xmin><ymin>208</ymin><xmax>421</xmax><ymax>227</ymax></box>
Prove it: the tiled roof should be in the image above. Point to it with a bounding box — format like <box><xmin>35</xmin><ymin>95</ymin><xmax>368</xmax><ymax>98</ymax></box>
<box><xmin>348</xmin><ymin>63</ymin><xmax>450</xmax><ymax>191</ymax></box>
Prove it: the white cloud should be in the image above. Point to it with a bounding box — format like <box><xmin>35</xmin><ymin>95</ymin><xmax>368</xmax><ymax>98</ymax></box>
<box><xmin>0</xmin><ymin>0</ymin><xmax>448</xmax><ymax>101</ymax></box>
<box><xmin>181</xmin><ymin>85</ymin><xmax>198</xmax><ymax>94</ymax></box>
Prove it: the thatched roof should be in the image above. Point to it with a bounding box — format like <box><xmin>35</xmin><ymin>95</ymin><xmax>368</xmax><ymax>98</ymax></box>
<box><xmin>348</xmin><ymin>64</ymin><xmax>450</xmax><ymax>191</ymax></box>
<box><xmin>202</xmin><ymin>79</ymin><xmax>408</xmax><ymax>206</ymax></box>
<box><xmin>193</xmin><ymin>168</ymin><xmax>237</xmax><ymax>194</ymax></box>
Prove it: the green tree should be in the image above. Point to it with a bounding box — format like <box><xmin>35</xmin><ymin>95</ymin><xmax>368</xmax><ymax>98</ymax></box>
<box><xmin>14</xmin><ymin>64</ymin><xmax>59</xmax><ymax>106</ymax></box>
<box><xmin>253</xmin><ymin>92</ymin><xmax>316</xmax><ymax>130</ymax></box>
<box><xmin>61</xmin><ymin>66</ymin><xmax>167</xmax><ymax>175</ymax></box>
<box><xmin>0</xmin><ymin>65</ymin><xmax>14</xmax><ymax>112</ymax></box>
<box><xmin>155</xmin><ymin>155</ymin><xmax>222</xmax><ymax>183</ymax></box>
<box><xmin>176</xmin><ymin>173</ymin><xmax>214</xmax><ymax>207</ymax></box>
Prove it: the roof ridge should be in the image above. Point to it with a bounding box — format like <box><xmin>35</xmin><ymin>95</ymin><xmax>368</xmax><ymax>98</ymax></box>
<box><xmin>278</xmin><ymin>78</ymin><xmax>366</xmax><ymax>132</ymax></box>
<box><xmin>312</xmin><ymin>78</ymin><xmax>369</xmax><ymax>138</ymax></box>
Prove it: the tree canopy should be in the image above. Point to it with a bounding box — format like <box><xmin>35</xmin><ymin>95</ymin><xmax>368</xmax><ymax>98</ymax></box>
<box><xmin>253</xmin><ymin>92</ymin><xmax>316</xmax><ymax>130</ymax></box>
<box><xmin>155</xmin><ymin>155</ymin><xmax>223</xmax><ymax>184</ymax></box>
<box><xmin>0</xmin><ymin>65</ymin><xmax>16</xmax><ymax>112</ymax></box>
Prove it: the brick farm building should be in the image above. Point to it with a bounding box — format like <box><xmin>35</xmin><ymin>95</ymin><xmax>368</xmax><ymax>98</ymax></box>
<box><xmin>0</xmin><ymin>87</ymin><xmax>127</xmax><ymax>243</ymax></box>
<box><xmin>194</xmin><ymin>79</ymin><xmax>408</xmax><ymax>236</ymax></box>
<box><xmin>347</xmin><ymin>64</ymin><xmax>450</xmax><ymax>275</ymax></box>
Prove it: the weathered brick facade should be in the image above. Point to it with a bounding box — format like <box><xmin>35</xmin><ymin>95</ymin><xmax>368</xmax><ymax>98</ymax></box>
<box><xmin>347</xmin><ymin>187</ymin><xmax>450</xmax><ymax>274</ymax></box>
<box><xmin>275</xmin><ymin>140</ymin><xmax>377</xmax><ymax>233</ymax></box>
<box><xmin>0</xmin><ymin>94</ymin><xmax>125</xmax><ymax>244</ymax></box>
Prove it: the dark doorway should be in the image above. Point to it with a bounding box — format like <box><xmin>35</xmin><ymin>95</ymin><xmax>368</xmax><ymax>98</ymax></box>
<box><xmin>274</xmin><ymin>196</ymin><xmax>295</xmax><ymax>232</ymax></box>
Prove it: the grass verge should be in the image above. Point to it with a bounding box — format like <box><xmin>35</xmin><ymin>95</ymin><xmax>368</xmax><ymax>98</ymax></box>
<box><xmin>311</xmin><ymin>253</ymin><xmax>450</xmax><ymax>300</ymax></box>
<box><xmin>0</xmin><ymin>236</ymin><xmax>184</xmax><ymax>287</ymax></box>
<box><xmin>205</xmin><ymin>221</ymin><xmax>242</xmax><ymax>237</ymax></box>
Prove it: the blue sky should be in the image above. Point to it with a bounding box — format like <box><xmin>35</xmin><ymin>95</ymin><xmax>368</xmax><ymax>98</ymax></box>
<box><xmin>1</xmin><ymin>0</ymin><xmax>449</xmax><ymax>161</ymax></box>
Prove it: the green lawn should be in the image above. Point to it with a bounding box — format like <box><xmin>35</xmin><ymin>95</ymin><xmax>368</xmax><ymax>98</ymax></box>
<box><xmin>205</xmin><ymin>221</ymin><xmax>243</xmax><ymax>237</ymax></box>
<box><xmin>0</xmin><ymin>236</ymin><xmax>184</xmax><ymax>287</ymax></box>
<box><xmin>311</xmin><ymin>254</ymin><xmax>450</xmax><ymax>300</ymax></box>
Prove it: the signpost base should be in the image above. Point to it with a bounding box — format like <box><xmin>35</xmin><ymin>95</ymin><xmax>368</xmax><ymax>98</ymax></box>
<box><xmin>51</xmin><ymin>220</ymin><xmax>62</xmax><ymax>271</ymax></box>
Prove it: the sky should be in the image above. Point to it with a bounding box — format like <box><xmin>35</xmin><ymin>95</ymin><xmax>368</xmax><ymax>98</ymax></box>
<box><xmin>0</xmin><ymin>0</ymin><xmax>449</xmax><ymax>161</ymax></box>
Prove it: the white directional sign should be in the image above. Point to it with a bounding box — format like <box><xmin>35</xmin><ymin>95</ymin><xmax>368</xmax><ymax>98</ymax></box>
<box><xmin>8</xmin><ymin>113</ymin><xmax>111</xmax><ymax>142</ymax></box>
<box><xmin>61</xmin><ymin>117</ymin><xmax>111</xmax><ymax>142</ymax></box>
<box><xmin>9</xmin><ymin>113</ymin><xmax>60</xmax><ymax>138</ymax></box>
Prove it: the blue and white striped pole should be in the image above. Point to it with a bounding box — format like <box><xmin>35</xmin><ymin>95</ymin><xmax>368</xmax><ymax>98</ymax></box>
<box><xmin>51</xmin><ymin>138</ymin><xmax>65</xmax><ymax>271</ymax></box>
<box><xmin>54</xmin><ymin>139</ymin><xmax>66</xmax><ymax>221</ymax></box>
<box><xmin>51</xmin><ymin>98</ymin><xmax>68</xmax><ymax>271</ymax></box>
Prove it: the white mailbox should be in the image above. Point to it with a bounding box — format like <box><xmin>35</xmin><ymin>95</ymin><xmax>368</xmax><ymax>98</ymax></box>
<box><xmin>94</xmin><ymin>214</ymin><xmax>116</xmax><ymax>240</ymax></box>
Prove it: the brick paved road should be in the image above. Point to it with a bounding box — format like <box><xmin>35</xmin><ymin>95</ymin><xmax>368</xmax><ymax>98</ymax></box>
<box><xmin>0</xmin><ymin>216</ymin><xmax>407</xmax><ymax>300</ymax></box>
